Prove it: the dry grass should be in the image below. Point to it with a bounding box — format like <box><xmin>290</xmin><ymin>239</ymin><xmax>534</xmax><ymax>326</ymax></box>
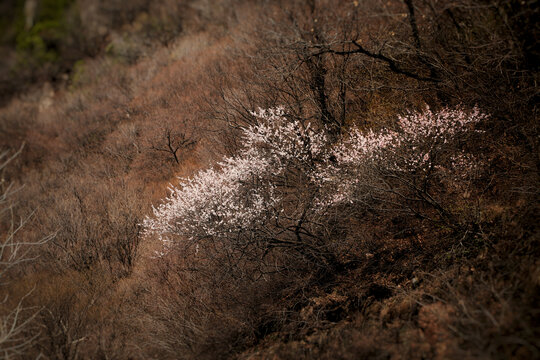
<box><xmin>0</xmin><ymin>0</ymin><xmax>537</xmax><ymax>358</ymax></box>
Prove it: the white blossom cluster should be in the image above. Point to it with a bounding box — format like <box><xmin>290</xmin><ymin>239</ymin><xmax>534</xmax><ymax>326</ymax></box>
<box><xmin>144</xmin><ymin>106</ymin><xmax>486</xmax><ymax>252</ymax></box>
<box><xmin>245</xmin><ymin>107</ymin><xmax>328</xmax><ymax>166</ymax></box>
<box><xmin>317</xmin><ymin>106</ymin><xmax>487</xmax><ymax>207</ymax></box>
<box><xmin>143</xmin><ymin>149</ymin><xmax>276</xmax><ymax>246</ymax></box>
<box><xmin>394</xmin><ymin>106</ymin><xmax>487</xmax><ymax>172</ymax></box>
<box><xmin>332</xmin><ymin>106</ymin><xmax>486</xmax><ymax>172</ymax></box>
<box><xmin>143</xmin><ymin>107</ymin><xmax>328</xmax><ymax>252</ymax></box>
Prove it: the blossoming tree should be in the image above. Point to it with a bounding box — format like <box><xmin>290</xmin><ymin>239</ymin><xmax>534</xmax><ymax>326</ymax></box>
<box><xmin>144</xmin><ymin>106</ymin><xmax>486</xmax><ymax>270</ymax></box>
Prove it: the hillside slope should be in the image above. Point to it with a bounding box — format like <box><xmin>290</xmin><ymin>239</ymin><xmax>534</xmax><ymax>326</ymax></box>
<box><xmin>0</xmin><ymin>1</ymin><xmax>538</xmax><ymax>359</ymax></box>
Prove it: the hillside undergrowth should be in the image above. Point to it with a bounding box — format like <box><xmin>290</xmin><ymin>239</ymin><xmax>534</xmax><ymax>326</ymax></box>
<box><xmin>0</xmin><ymin>1</ymin><xmax>538</xmax><ymax>359</ymax></box>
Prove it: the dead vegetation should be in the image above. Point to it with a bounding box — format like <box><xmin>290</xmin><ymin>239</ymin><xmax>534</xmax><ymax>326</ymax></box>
<box><xmin>0</xmin><ymin>0</ymin><xmax>538</xmax><ymax>359</ymax></box>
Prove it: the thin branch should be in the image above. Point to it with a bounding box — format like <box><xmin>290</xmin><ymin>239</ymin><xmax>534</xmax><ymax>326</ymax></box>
<box><xmin>308</xmin><ymin>40</ymin><xmax>440</xmax><ymax>83</ymax></box>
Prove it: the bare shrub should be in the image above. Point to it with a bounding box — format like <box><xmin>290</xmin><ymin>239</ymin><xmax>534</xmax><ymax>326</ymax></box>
<box><xmin>0</xmin><ymin>147</ymin><xmax>52</xmax><ymax>358</ymax></box>
<box><xmin>38</xmin><ymin>174</ymin><xmax>143</xmax><ymax>276</ymax></box>
<box><xmin>148</xmin><ymin>122</ymin><xmax>197</xmax><ymax>165</ymax></box>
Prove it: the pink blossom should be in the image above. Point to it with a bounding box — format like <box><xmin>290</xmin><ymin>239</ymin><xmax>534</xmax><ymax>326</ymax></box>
<box><xmin>144</xmin><ymin>106</ymin><xmax>487</xmax><ymax>252</ymax></box>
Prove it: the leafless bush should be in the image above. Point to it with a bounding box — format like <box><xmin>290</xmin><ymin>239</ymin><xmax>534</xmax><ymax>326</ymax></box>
<box><xmin>149</xmin><ymin>126</ymin><xmax>197</xmax><ymax>165</ymax></box>
<box><xmin>0</xmin><ymin>146</ymin><xmax>52</xmax><ymax>358</ymax></box>
<box><xmin>405</xmin><ymin>268</ymin><xmax>540</xmax><ymax>359</ymax></box>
